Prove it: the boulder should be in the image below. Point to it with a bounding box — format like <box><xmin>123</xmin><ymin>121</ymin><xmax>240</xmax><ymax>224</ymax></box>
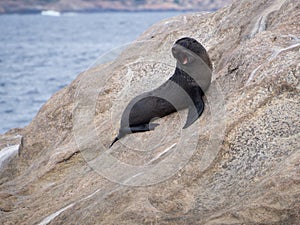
<box><xmin>0</xmin><ymin>0</ymin><xmax>299</xmax><ymax>224</ymax></box>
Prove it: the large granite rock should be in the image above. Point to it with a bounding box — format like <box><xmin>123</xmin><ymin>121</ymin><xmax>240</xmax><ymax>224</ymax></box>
<box><xmin>0</xmin><ymin>0</ymin><xmax>299</xmax><ymax>224</ymax></box>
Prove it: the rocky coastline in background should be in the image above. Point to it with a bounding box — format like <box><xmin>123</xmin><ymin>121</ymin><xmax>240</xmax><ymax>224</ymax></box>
<box><xmin>0</xmin><ymin>0</ymin><xmax>232</xmax><ymax>14</ymax></box>
<box><xmin>0</xmin><ymin>0</ymin><xmax>299</xmax><ymax>224</ymax></box>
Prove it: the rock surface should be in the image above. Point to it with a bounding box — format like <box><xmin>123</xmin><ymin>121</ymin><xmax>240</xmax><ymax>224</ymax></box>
<box><xmin>0</xmin><ymin>0</ymin><xmax>299</xmax><ymax>224</ymax></box>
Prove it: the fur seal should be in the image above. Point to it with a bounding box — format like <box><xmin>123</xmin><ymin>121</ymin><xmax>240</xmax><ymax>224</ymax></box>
<box><xmin>110</xmin><ymin>37</ymin><xmax>212</xmax><ymax>147</ymax></box>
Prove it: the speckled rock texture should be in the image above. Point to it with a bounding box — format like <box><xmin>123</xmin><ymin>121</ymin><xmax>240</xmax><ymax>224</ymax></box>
<box><xmin>0</xmin><ymin>0</ymin><xmax>299</xmax><ymax>224</ymax></box>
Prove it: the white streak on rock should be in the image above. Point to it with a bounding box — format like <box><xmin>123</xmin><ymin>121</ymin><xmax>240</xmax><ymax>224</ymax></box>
<box><xmin>250</xmin><ymin>0</ymin><xmax>286</xmax><ymax>38</ymax></box>
<box><xmin>82</xmin><ymin>188</ymin><xmax>101</xmax><ymax>201</ymax></box>
<box><xmin>38</xmin><ymin>187</ymin><xmax>107</xmax><ymax>225</ymax></box>
<box><xmin>0</xmin><ymin>145</ymin><xmax>19</xmax><ymax>168</ymax></box>
<box><xmin>250</xmin><ymin>15</ymin><xmax>267</xmax><ymax>38</ymax></box>
<box><xmin>246</xmin><ymin>42</ymin><xmax>300</xmax><ymax>85</ymax></box>
<box><xmin>246</xmin><ymin>65</ymin><xmax>262</xmax><ymax>85</ymax></box>
<box><xmin>122</xmin><ymin>172</ymin><xmax>144</xmax><ymax>185</ymax></box>
<box><xmin>38</xmin><ymin>203</ymin><xmax>75</xmax><ymax>225</ymax></box>
<box><xmin>268</xmin><ymin>42</ymin><xmax>300</xmax><ymax>61</ymax></box>
<box><xmin>148</xmin><ymin>143</ymin><xmax>177</xmax><ymax>164</ymax></box>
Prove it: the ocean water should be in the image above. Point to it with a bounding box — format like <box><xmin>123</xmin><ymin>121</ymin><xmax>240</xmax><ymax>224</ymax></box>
<box><xmin>0</xmin><ymin>11</ymin><xmax>183</xmax><ymax>134</ymax></box>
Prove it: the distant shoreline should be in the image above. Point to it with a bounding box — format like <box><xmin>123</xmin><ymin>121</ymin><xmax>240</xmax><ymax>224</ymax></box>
<box><xmin>0</xmin><ymin>8</ymin><xmax>205</xmax><ymax>15</ymax></box>
<box><xmin>0</xmin><ymin>0</ymin><xmax>230</xmax><ymax>15</ymax></box>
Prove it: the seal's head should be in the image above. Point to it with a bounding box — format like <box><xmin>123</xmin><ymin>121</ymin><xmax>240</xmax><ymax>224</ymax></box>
<box><xmin>172</xmin><ymin>37</ymin><xmax>212</xmax><ymax>69</ymax></box>
<box><xmin>171</xmin><ymin>37</ymin><xmax>212</xmax><ymax>92</ymax></box>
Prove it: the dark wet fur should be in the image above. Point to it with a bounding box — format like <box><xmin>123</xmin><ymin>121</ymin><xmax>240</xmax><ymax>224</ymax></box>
<box><xmin>110</xmin><ymin>37</ymin><xmax>212</xmax><ymax>147</ymax></box>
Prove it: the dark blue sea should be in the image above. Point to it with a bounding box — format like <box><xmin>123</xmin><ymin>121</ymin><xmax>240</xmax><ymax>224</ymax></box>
<box><xmin>0</xmin><ymin>12</ymin><xmax>183</xmax><ymax>134</ymax></box>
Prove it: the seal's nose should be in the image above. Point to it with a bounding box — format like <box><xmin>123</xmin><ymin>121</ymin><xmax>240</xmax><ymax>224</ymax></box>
<box><xmin>172</xmin><ymin>44</ymin><xmax>189</xmax><ymax>65</ymax></box>
<box><xmin>171</xmin><ymin>45</ymin><xmax>178</xmax><ymax>56</ymax></box>
<box><xmin>172</xmin><ymin>44</ymin><xmax>183</xmax><ymax>59</ymax></box>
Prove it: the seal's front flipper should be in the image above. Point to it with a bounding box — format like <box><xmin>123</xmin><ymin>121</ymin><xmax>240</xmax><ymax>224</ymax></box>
<box><xmin>130</xmin><ymin>123</ymin><xmax>159</xmax><ymax>133</ymax></box>
<box><xmin>109</xmin><ymin>137</ymin><xmax>119</xmax><ymax>148</ymax></box>
<box><xmin>109</xmin><ymin>123</ymin><xmax>159</xmax><ymax>148</ymax></box>
<box><xmin>183</xmin><ymin>95</ymin><xmax>204</xmax><ymax>129</ymax></box>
